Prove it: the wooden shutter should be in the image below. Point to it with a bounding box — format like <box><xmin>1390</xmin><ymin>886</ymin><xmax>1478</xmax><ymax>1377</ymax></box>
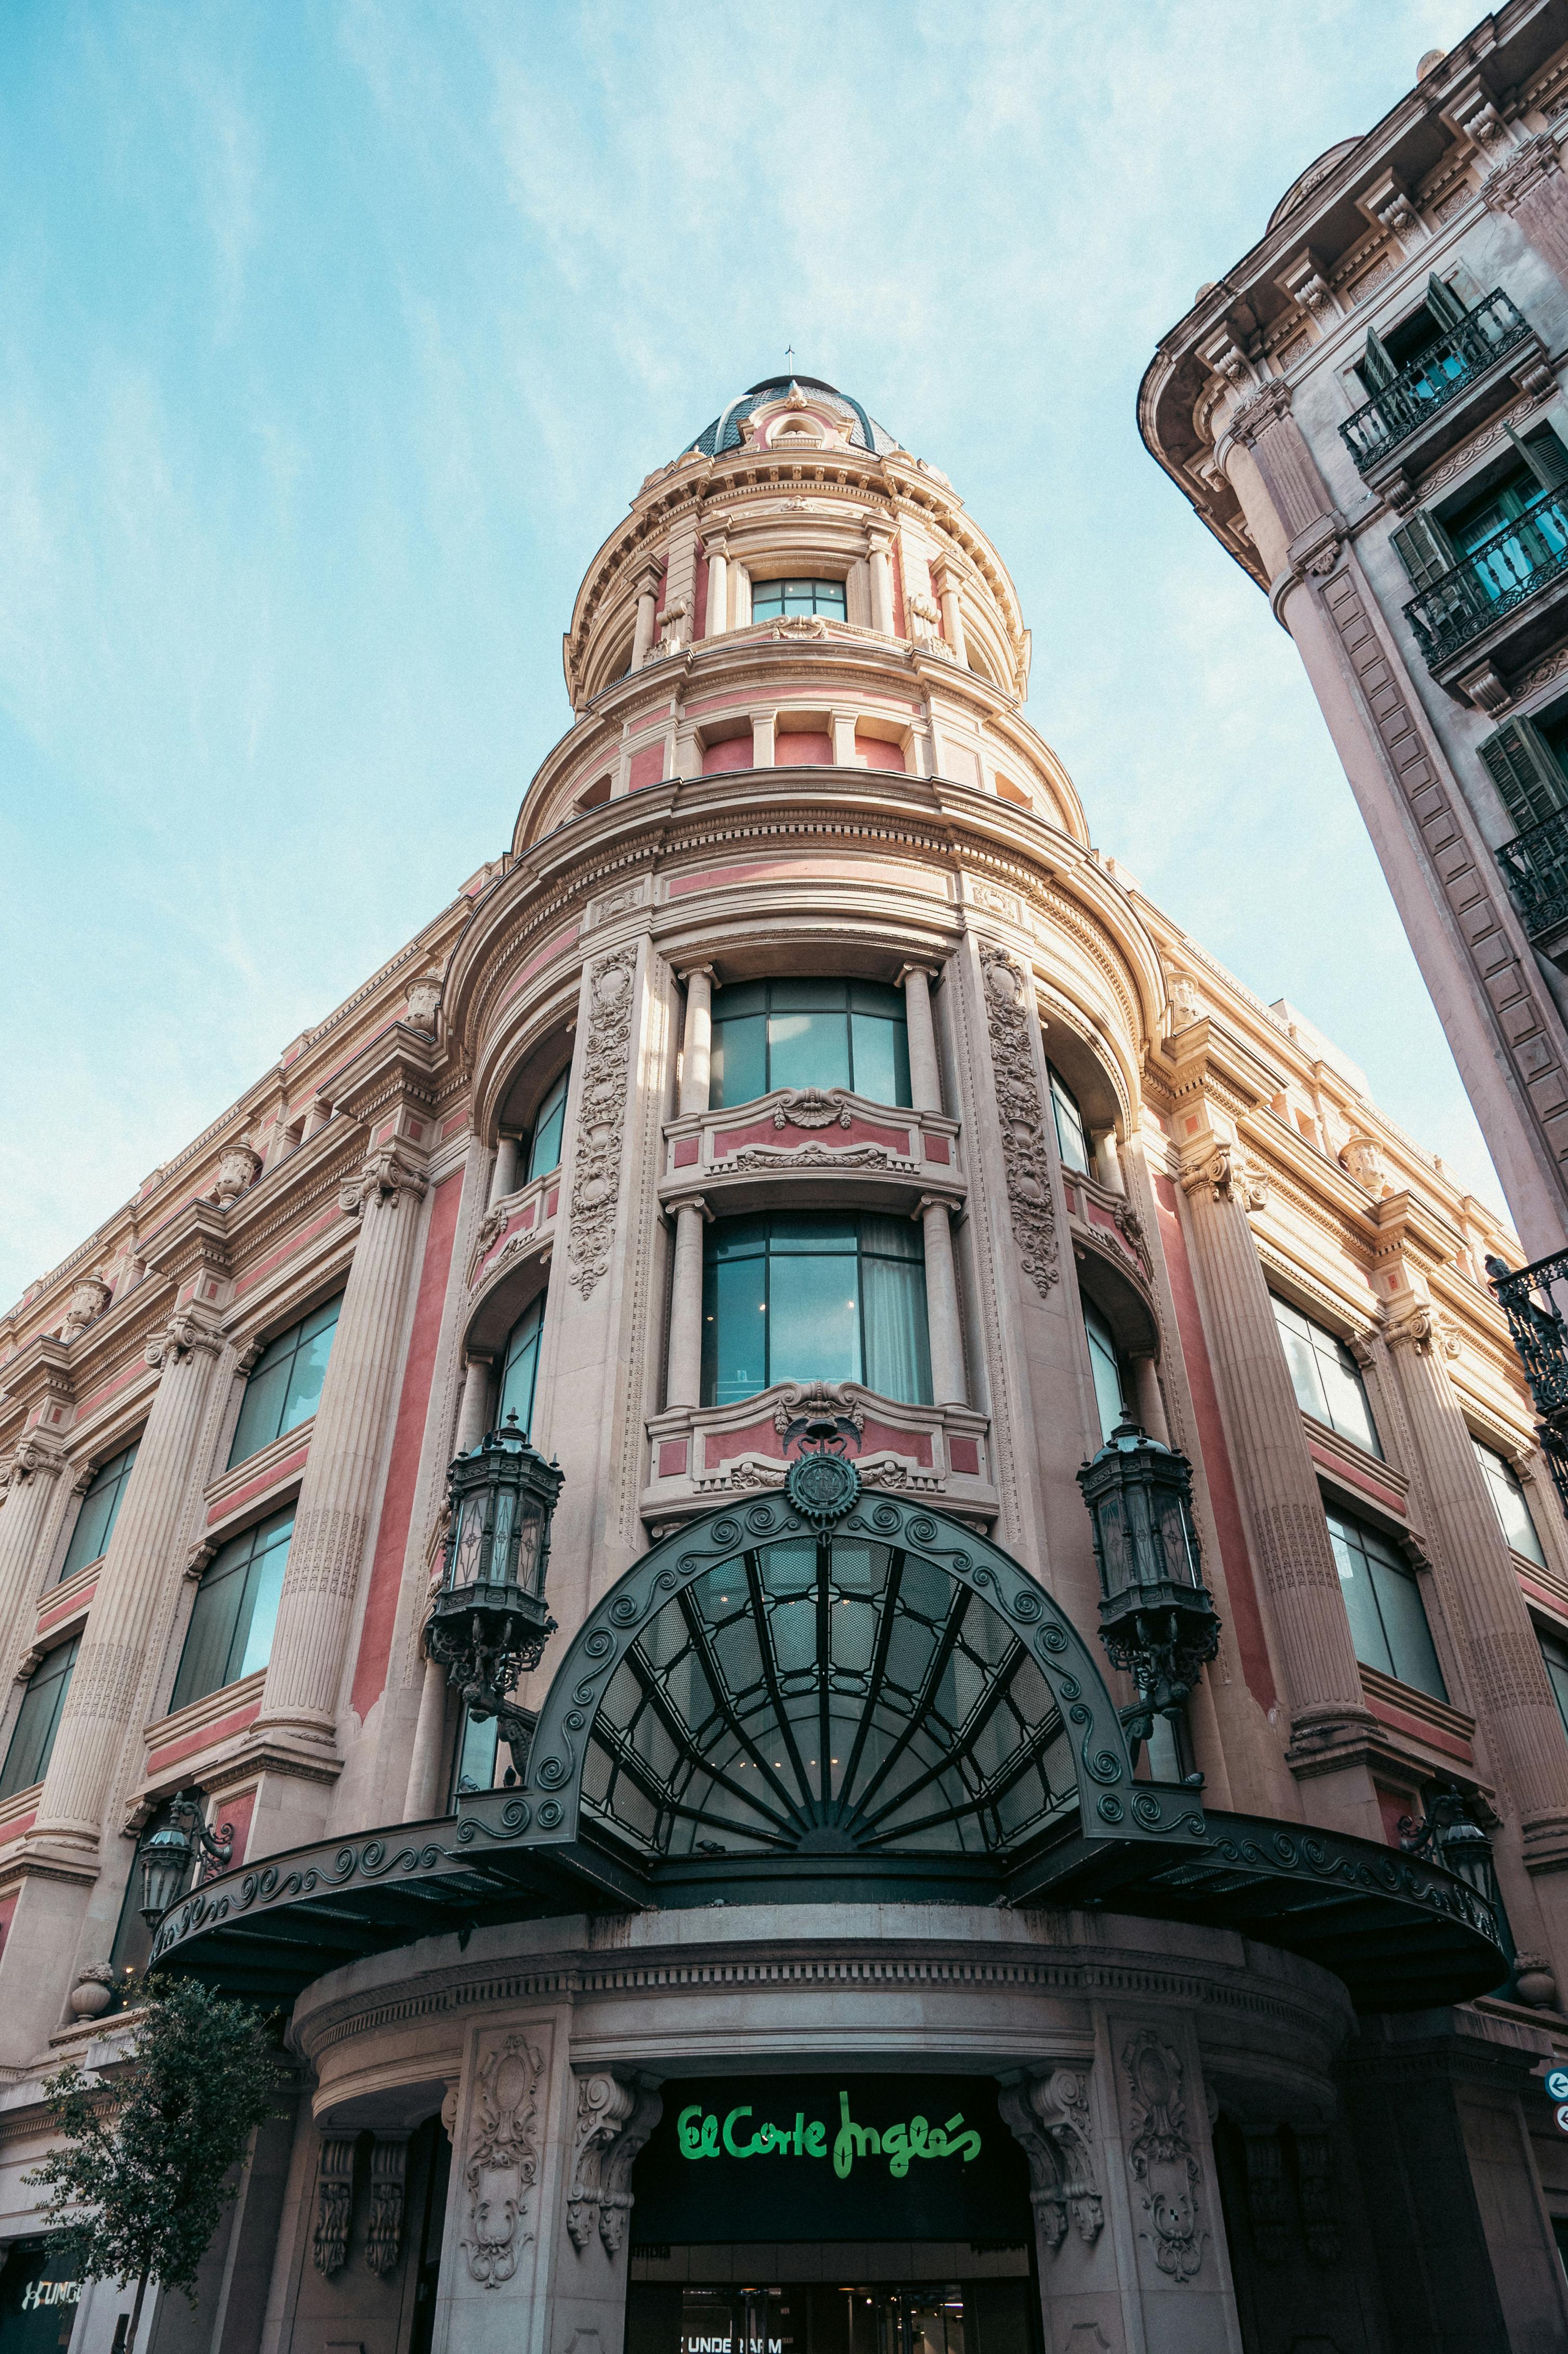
<box><xmin>1479</xmin><ymin>717</ymin><xmax>1568</xmax><ymax>831</ymax></box>
<box><xmin>1391</xmin><ymin>511</ymin><xmax>1456</xmax><ymax>590</ymax></box>
<box><xmin>1361</xmin><ymin>324</ymin><xmax>1397</xmax><ymax>390</ymax></box>
<box><xmin>1425</xmin><ymin>272</ymin><xmax>1468</xmax><ymax>330</ymax></box>
<box><xmin>1508</xmin><ymin>422</ymin><xmax>1568</xmax><ymax>492</ymax></box>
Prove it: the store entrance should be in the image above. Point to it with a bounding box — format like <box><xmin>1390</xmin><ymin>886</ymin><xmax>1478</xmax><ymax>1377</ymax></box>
<box><xmin>627</xmin><ymin>2264</ymin><xmax>1037</xmax><ymax>2354</ymax></box>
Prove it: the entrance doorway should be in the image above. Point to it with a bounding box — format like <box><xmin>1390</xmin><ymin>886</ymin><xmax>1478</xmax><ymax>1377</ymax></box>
<box><xmin>626</xmin><ymin>2264</ymin><xmax>1037</xmax><ymax>2354</ymax></box>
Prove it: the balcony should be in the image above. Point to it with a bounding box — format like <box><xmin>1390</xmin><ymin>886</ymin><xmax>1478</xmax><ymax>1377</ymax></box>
<box><xmin>1339</xmin><ymin>290</ymin><xmax>1538</xmax><ymax>483</ymax></box>
<box><xmin>1497</xmin><ymin>810</ymin><xmax>1568</xmax><ymax>963</ymax></box>
<box><xmin>1404</xmin><ymin>490</ymin><xmax>1568</xmax><ymax>691</ymax></box>
<box><xmin>1488</xmin><ymin>1250</ymin><xmax>1568</xmax><ymax>1512</ymax></box>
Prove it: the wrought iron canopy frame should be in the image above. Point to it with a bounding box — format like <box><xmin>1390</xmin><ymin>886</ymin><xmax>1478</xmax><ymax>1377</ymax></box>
<box><xmin>149</xmin><ymin>1495</ymin><xmax>1505</xmax><ymax>2013</ymax></box>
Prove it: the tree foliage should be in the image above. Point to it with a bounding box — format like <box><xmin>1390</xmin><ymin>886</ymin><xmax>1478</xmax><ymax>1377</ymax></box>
<box><xmin>26</xmin><ymin>1977</ymin><xmax>284</xmax><ymax>2324</ymax></box>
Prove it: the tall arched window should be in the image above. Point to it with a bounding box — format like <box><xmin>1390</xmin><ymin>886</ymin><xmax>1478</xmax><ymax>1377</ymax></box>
<box><xmin>526</xmin><ymin>1069</ymin><xmax>570</xmax><ymax>1183</ymax></box>
<box><xmin>702</xmin><ymin>1214</ymin><xmax>930</xmax><ymax>1407</ymax></box>
<box><xmin>497</xmin><ymin>1296</ymin><xmax>545</xmax><ymax>1435</ymax></box>
<box><xmin>1082</xmin><ymin>1299</ymin><xmax>1130</xmax><ymax>1445</ymax></box>
<box><xmin>1048</xmin><ymin>1064</ymin><xmax>1090</xmax><ymax>1175</ymax></box>
<box><xmin>710</xmin><ymin>981</ymin><xmax>910</xmax><ymax>1109</ymax></box>
<box><xmin>58</xmin><ymin>1441</ymin><xmax>139</xmax><ymax>1581</ymax></box>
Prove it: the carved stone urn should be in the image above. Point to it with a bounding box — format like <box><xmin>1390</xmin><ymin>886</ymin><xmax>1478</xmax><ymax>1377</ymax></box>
<box><xmin>68</xmin><ymin>1962</ymin><xmax>115</xmax><ymax>2020</ymax></box>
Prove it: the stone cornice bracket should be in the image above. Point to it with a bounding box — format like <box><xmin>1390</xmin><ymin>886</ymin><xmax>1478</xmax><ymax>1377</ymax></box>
<box><xmin>144</xmin><ymin>1311</ymin><xmax>223</xmax><ymax>1370</ymax></box>
<box><xmin>1275</xmin><ymin>249</ymin><xmax>1341</xmax><ymax>328</ymax></box>
<box><xmin>1444</xmin><ymin>76</ymin><xmax>1516</xmax><ymax>167</ymax></box>
<box><xmin>1197</xmin><ymin>322</ymin><xmax>1256</xmax><ymax>393</ymax></box>
<box><xmin>364</xmin><ymin>2134</ymin><xmax>411</xmax><ymax>2278</ymax></box>
<box><xmin>997</xmin><ymin>2067</ymin><xmax>1104</xmax><ymax>2254</ymax></box>
<box><xmin>142</xmin><ymin>1198</ymin><xmax>232</xmax><ymax>1291</ymax></box>
<box><xmin>311</xmin><ymin>2134</ymin><xmax>356</xmax><ymax>2275</ymax></box>
<box><xmin>338</xmin><ymin>1142</ymin><xmax>429</xmax><ymax>1219</ymax></box>
<box><xmin>0</xmin><ymin>1336</ymin><xmax>76</xmax><ymax>1425</ymax></box>
<box><xmin>1180</xmin><ymin>1143</ymin><xmax>1268</xmax><ymax>1212</ymax></box>
<box><xmin>1285</xmin><ymin>513</ymin><xmax>1344</xmax><ymax>585</ymax></box>
<box><xmin>185</xmin><ymin>1540</ymin><xmax>217</xmax><ymax>1580</ymax></box>
<box><xmin>566</xmin><ymin>2069</ymin><xmax>663</xmax><ymax>2259</ymax></box>
<box><xmin>1482</xmin><ymin>128</ymin><xmax>1561</xmax><ymax>212</ymax></box>
<box><xmin>1358</xmin><ymin>167</ymin><xmax>1425</xmax><ymax>246</ymax></box>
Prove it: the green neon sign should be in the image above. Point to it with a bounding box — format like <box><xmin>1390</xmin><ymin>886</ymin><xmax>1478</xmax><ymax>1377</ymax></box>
<box><xmin>677</xmin><ymin>2089</ymin><xmax>982</xmax><ymax>2180</ymax></box>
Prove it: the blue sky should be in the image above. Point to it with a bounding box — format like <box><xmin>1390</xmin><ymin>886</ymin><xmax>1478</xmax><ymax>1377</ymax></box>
<box><xmin>1</xmin><ymin>0</ymin><xmax>1488</xmax><ymax>1311</ymax></box>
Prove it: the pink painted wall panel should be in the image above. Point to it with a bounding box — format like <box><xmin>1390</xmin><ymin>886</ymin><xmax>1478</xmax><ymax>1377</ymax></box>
<box><xmin>774</xmin><ymin>731</ymin><xmax>833</xmax><ymax>767</ymax></box>
<box><xmin>856</xmin><ymin>735</ymin><xmax>906</xmax><ymax>773</ymax></box>
<box><xmin>629</xmin><ymin>746</ymin><xmax>666</xmax><ymax>792</ymax></box>
<box><xmin>701</xmin><ymin>738</ymin><xmax>753</xmax><ymax>777</ymax></box>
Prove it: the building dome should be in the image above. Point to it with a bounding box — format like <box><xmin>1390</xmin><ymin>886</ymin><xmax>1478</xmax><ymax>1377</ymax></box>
<box><xmin>688</xmin><ymin>373</ymin><xmax>901</xmax><ymax>458</ymax></box>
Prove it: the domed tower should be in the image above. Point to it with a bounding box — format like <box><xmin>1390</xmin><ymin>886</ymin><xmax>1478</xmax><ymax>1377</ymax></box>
<box><xmin>28</xmin><ymin>372</ymin><xmax>1537</xmax><ymax>2354</ymax></box>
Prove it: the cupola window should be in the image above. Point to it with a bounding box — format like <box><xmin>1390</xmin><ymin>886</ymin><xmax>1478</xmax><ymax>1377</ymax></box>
<box><xmin>58</xmin><ymin>1441</ymin><xmax>139</xmax><ymax>1582</ymax></box>
<box><xmin>750</xmin><ymin>579</ymin><xmax>847</xmax><ymax>621</ymax></box>
<box><xmin>702</xmin><ymin>1213</ymin><xmax>931</xmax><ymax>1408</ymax></box>
<box><xmin>709</xmin><ymin>979</ymin><xmax>910</xmax><ymax>1109</ymax></box>
<box><xmin>526</xmin><ymin>1068</ymin><xmax>570</xmax><ymax>1183</ymax></box>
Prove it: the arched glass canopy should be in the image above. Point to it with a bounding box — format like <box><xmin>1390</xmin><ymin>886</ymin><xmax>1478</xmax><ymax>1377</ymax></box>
<box><xmin>582</xmin><ymin>1529</ymin><xmax>1074</xmax><ymax>1863</ymax></box>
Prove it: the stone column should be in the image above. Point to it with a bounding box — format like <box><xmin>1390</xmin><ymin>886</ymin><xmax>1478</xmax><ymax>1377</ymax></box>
<box><xmin>665</xmin><ymin>1197</ymin><xmax>710</xmax><ymax>1411</ymax></box>
<box><xmin>918</xmin><ymin>1197</ymin><xmax>965</xmax><ymax>1407</ymax></box>
<box><xmin>488</xmin><ymin>1136</ymin><xmax>520</xmax><ymax>1208</ymax></box>
<box><xmin>750</xmin><ymin>709</ymin><xmax>776</xmax><ymax>767</ymax></box>
<box><xmin>629</xmin><ymin>568</ymin><xmax>659</xmax><ymax>673</ymax></box>
<box><xmin>252</xmin><ymin>1135</ymin><xmax>430</xmax><ymax>1786</ymax></box>
<box><xmin>933</xmin><ymin>560</ymin><xmax>968</xmax><ymax>665</ymax></box>
<box><xmin>1384</xmin><ymin>1299</ymin><xmax>1568</xmax><ymax>1958</ymax></box>
<box><xmin>897</xmin><ymin>964</ymin><xmax>942</xmax><ymax>1113</ymax></box>
<box><xmin>454</xmin><ymin>1354</ymin><xmax>493</xmax><ymax>1455</ymax></box>
<box><xmin>703</xmin><ymin>535</ymin><xmax>728</xmax><ymax>637</ymax></box>
<box><xmin>27</xmin><ymin>1312</ymin><xmax>225</xmax><ymax>1869</ymax></box>
<box><xmin>867</xmin><ymin>532</ymin><xmax>895</xmax><ymax>635</ymax></box>
<box><xmin>0</xmin><ymin>1439</ymin><xmax>67</xmax><ymax>1659</ymax></box>
<box><xmin>403</xmin><ymin>1654</ymin><xmax>450</xmax><ymax>1820</ymax></box>
<box><xmin>1093</xmin><ymin>1128</ymin><xmax>1126</xmax><ymax>1195</ymax></box>
<box><xmin>1174</xmin><ymin>1086</ymin><xmax>1378</xmax><ymax>1835</ymax></box>
<box><xmin>1131</xmin><ymin>1354</ymin><xmax>1170</xmax><ymax>1445</ymax></box>
<box><xmin>678</xmin><ymin>969</ymin><xmax>715</xmax><ymax>1116</ymax></box>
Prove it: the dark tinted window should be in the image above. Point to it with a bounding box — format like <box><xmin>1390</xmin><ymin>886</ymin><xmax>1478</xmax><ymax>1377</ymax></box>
<box><xmin>58</xmin><ymin>1442</ymin><xmax>139</xmax><ymax>1581</ymax></box>
<box><xmin>228</xmin><ymin>1297</ymin><xmax>341</xmax><ymax>1468</ymax></box>
<box><xmin>169</xmin><ymin>1509</ymin><xmax>294</xmax><ymax>1711</ymax></box>
<box><xmin>0</xmin><ymin>1638</ymin><xmax>79</xmax><ymax>1801</ymax></box>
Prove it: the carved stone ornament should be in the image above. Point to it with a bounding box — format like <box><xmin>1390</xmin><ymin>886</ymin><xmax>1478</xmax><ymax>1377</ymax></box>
<box><xmin>1388</xmin><ymin>1305</ymin><xmax>1460</xmax><ymax>1359</ymax></box>
<box><xmin>1240</xmin><ymin>2129</ymin><xmax>1289</xmax><ymax>2265</ymax></box>
<box><xmin>978</xmin><ymin>944</ymin><xmax>1059</xmax><ymax>1294</ymax></box>
<box><xmin>569</xmin><ymin>945</ymin><xmax>637</xmax><ymax>1298</ymax></box>
<box><xmin>339</xmin><ymin>1144</ymin><xmax>428</xmax><ymax>1219</ymax></box>
<box><xmin>1167</xmin><ymin>972</ymin><xmax>1204</xmax><ymax>1028</ymax></box>
<box><xmin>214</xmin><ymin>1138</ymin><xmax>262</xmax><ymax>1207</ymax></box>
<box><xmin>769</xmin><ymin>614</ymin><xmax>830</xmax><ymax>640</ymax></box>
<box><xmin>1180</xmin><ymin>1143</ymin><xmax>1267</xmax><ymax>1213</ymax></box>
<box><xmin>472</xmin><ymin>1204</ymin><xmax>508</xmax><ymax>1261</ymax></box>
<box><xmin>772</xmin><ymin>1381</ymin><xmax>867</xmax><ymax>1440</ymax></box>
<box><xmin>1293</xmin><ymin>2131</ymin><xmax>1340</xmax><ymax>2266</ymax></box>
<box><xmin>5</xmin><ymin>1438</ymin><xmax>62</xmax><ymax>1488</ymax></box>
<box><xmin>1123</xmin><ymin>2030</ymin><xmax>1205</xmax><ymax>2282</ymax></box>
<box><xmin>312</xmin><ymin>2135</ymin><xmax>356</xmax><ymax>2276</ymax></box>
<box><xmin>1339</xmin><ymin>1133</ymin><xmax>1388</xmax><ymax>1195</ymax></box>
<box><xmin>13</xmin><ymin>1649</ymin><xmax>44</xmax><ymax>1684</ymax></box>
<box><xmin>61</xmin><ymin>1277</ymin><xmax>112</xmax><ymax>1340</ymax></box>
<box><xmin>462</xmin><ymin>2035</ymin><xmax>545</xmax><ymax>2288</ymax></box>
<box><xmin>403</xmin><ymin>972</ymin><xmax>443</xmax><ymax>1035</ymax></box>
<box><xmin>184</xmin><ymin>1540</ymin><xmax>217</xmax><ymax>1581</ymax></box>
<box><xmin>145</xmin><ymin>1312</ymin><xmax>221</xmax><ymax>1370</ymax></box>
<box><xmin>1483</xmin><ymin>130</ymin><xmax>1562</xmax><ymax>213</ymax></box>
<box><xmin>724</xmin><ymin>1142</ymin><xmax>909</xmax><ymax>1174</ymax></box>
<box><xmin>566</xmin><ymin>2071</ymin><xmax>662</xmax><ymax>2258</ymax></box>
<box><xmin>997</xmin><ymin>2069</ymin><xmax>1104</xmax><ymax>2255</ymax></box>
<box><xmin>1225</xmin><ymin>378</ymin><xmax>1294</xmax><ymax>448</ymax></box>
<box><xmin>774</xmin><ymin>1088</ymin><xmax>853</xmax><ymax>1130</ymax></box>
<box><xmin>364</xmin><ymin>2134</ymin><xmax>410</xmax><ymax>2278</ymax></box>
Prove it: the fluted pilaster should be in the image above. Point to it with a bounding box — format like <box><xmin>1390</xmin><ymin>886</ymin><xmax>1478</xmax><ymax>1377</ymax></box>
<box><xmin>0</xmin><ymin>1443</ymin><xmax>67</xmax><ymax>1666</ymax></box>
<box><xmin>28</xmin><ymin>1316</ymin><xmax>224</xmax><ymax>1863</ymax></box>
<box><xmin>254</xmin><ymin>1145</ymin><xmax>429</xmax><ymax>1754</ymax></box>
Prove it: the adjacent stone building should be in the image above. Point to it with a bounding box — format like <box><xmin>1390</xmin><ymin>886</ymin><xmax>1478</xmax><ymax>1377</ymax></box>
<box><xmin>0</xmin><ymin>369</ymin><xmax>1565</xmax><ymax>2354</ymax></box>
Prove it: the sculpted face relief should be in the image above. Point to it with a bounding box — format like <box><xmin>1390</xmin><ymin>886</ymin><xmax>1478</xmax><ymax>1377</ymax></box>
<box><xmin>676</xmin><ymin>2089</ymin><xmax>981</xmax><ymax>2179</ymax></box>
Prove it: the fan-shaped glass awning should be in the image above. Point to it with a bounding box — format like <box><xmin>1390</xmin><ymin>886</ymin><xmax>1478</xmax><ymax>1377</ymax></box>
<box><xmin>583</xmin><ymin>1531</ymin><xmax>1073</xmax><ymax>1863</ymax></box>
<box><xmin>150</xmin><ymin>1492</ymin><xmax>1507</xmax><ymax>2014</ymax></box>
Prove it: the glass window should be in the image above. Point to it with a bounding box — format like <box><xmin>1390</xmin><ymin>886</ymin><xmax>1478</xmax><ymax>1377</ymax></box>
<box><xmin>58</xmin><ymin>1442</ymin><xmax>139</xmax><ymax>1581</ymax></box>
<box><xmin>169</xmin><ymin>1509</ymin><xmax>294</xmax><ymax>1712</ymax></box>
<box><xmin>1271</xmin><ymin>1294</ymin><xmax>1382</xmax><ymax>1458</ymax></box>
<box><xmin>1540</xmin><ymin>1626</ymin><xmax>1568</xmax><ymax>1742</ymax></box>
<box><xmin>1048</xmin><ymin>1064</ymin><xmax>1090</xmax><ymax>1175</ymax></box>
<box><xmin>526</xmin><ymin>1067</ymin><xmax>570</xmax><ymax>1183</ymax></box>
<box><xmin>1472</xmin><ymin>1437</ymin><xmax>1547</xmax><ymax>1565</ymax></box>
<box><xmin>750</xmin><ymin>578</ymin><xmax>847</xmax><ymax>620</ymax></box>
<box><xmin>227</xmin><ymin>1296</ymin><xmax>342</xmax><ymax>1469</ymax></box>
<box><xmin>496</xmin><ymin>1296</ymin><xmax>545</xmax><ymax>1437</ymax></box>
<box><xmin>709</xmin><ymin>979</ymin><xmax>910</xmax><ymax>1109</ymax></box>
<box><xmin>451</xmin><ymin>1703</ymin><xmax>502</xmax><ymax>1801</ymax></box>
<box><xmin>1082</xmin><ymin>1300</ymin><xmax>1129</xmax><ymax>1446</ymax></box>
<box><xmin>702</xmin><ymin>1213</ymin><xmax>931</xmax><ymax>1407</ymax></box>
<box><xmin>1327</xmin><ymin>1508</ymin><xmax>1447</xmax><ymax>1699</ymax></box>
<box><xmin>0</xmin><ymin>1636</ymin><xmax>79</xmax><ymax>1801</ymax></box>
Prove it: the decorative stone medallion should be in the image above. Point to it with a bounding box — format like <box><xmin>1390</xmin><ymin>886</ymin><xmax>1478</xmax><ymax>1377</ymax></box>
<box><xmin>785</xmin><ymin>1451</ymin><xmax>862</xmax><ymax>1528</ymax></box>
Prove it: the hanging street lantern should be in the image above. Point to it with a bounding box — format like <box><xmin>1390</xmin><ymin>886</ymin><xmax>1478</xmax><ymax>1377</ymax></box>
<box><xmin>137</xmin><ymin>1792</ymin><xmax>233</xmax><ymax>1930</ymax></box>
<box><xmin>1400</xmin><ymin>1784</ymin><xmax>1504</xmax><ymax>1918</ymax></box>
<box><xmin>425</xmin><ymin>1413</ymin><xmax>565</xmax><ymax>1770</ymax></box>
<box><xmin>1075</xmin><ymin>1419</ymin><xmax>1222</xmax><ymax>1751</ymax></box>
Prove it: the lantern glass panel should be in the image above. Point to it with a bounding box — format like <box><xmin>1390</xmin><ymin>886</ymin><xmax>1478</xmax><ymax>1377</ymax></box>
<box><xmin>452</xmin><ymin>1496</ymin><xmax>486</xmax><ymax>1590</ymax></box>
<box><xmin>491</xmin><ymin>1486</ymin><xmax>516</xmax><ymax>1583</ymax></box>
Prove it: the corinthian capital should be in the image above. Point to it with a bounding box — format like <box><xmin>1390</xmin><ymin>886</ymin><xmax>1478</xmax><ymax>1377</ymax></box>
<box><xmin>339</xmin><ymin>1144</ymin><xmax>428</xmax><ymax>1218</ymax></box>
<box><xmin>1180</xmin><ymin>1142</ymin><xmax>1268</xmax><ymax>1210</ymax></box>
<box><xmin>3</xmin><ymin>1437</ymin><xmax>64</xmax><ymax>1489</ymax></box>
<box><xmin>145</xmin><ymin>1311</ymin><xmax>221</xmax><ymax>1369</ymax></box>
<box><xmin>1387</xmin><ymin>1305</ymin><xmax>1460</xmax><ymax>1359</ymax></box>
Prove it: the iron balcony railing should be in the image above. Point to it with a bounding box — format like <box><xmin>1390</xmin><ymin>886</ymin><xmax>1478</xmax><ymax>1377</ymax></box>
<box><xmin>1404</xmin><ymin>489</ymin><xmax>1568</xmax><ymax>665</ymax></box>
<box><xmin>1339</xmin><ymin>290</ymin><xmax>1532</xmax><ymax>472</ymax></box>
<box><xmin>1497</xmin><ymin>810</ymin><xmax>1568</xmax><ymax>943</ymax></box>
<box><xmin>1488</xmin><ymin>1250</ymin><xmax>1568</xmax><ymax>1512</ymax></box>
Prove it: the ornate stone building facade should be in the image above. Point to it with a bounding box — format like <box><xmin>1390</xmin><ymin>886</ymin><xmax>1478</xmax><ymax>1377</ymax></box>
<box><xmin>1141</xmin><ymin>0</ymin><xmax>1568</xmax><ymax>1286</ymax></box>
<box><xmin>0</xmin><ymin>370</ymin><xmax>1565</xmax><ymax>2354</ymax></box>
